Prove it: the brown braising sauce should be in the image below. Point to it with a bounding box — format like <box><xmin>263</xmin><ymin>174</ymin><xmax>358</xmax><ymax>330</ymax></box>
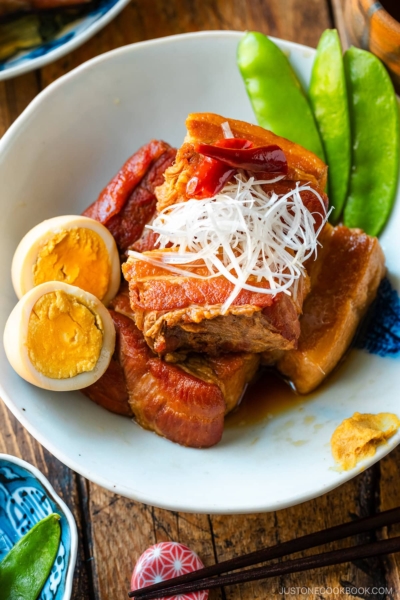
<box><xmin>225</xmin><ymin>369</ymin><xmax>305</xmax><ymax>427</ymax></box>
<box><xmin>225</xmin><ymin>352</ymin><xmax>357</xmax><ymax>428</ymax></box>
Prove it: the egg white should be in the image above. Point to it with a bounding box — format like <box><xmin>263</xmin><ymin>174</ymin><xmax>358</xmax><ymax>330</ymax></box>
<box><xmin>3</xmin><ymin>281</ymin><xmax>116</xmax><ymax>391</ymax></box>
<box><xmin>12</xmin><ymin>215</ymin><xmax>121</xmax><ymax>305</ymax></box>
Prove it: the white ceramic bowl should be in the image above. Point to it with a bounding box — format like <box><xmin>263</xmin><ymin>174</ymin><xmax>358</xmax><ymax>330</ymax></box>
<box><xmin>0</xmin><ymin>31</ymin><xmax>399</xmax><ymax>514</ymax></box>
<box><xmin>0</xmin><ymin>0</ymin><xmax>130</xmax><ymax>81</ymax></box>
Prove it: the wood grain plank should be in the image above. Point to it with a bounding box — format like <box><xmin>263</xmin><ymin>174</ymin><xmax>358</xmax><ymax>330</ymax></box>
<box><xmin>85</xmin><ymin>489</ymin><xmax>223</xmax><ymax>599</ymax></box>
<box><xmin>330</xmin><ymin>0</ymin><xmax>351</xmax><ymax>51</ymax></box>
<box><xmin>0</xmin><ymin>72</ymin><xmax>38</xmax><ymax>136</ymax></box>
<box><xmin>210</xmin><ymin>466</ymin><xmax>388</xmax><ymax>600</ymax></box>
<box><xmin>0</xmin><ymin>403</ymin><xmax>93</xmax><ymax>600</ymax></box>
<box><xmin>151</xmin><ymin>509</ymin><xmax>223</xmax><ymax>599</ymax></box>
<box><xmin>378</xmin><ymin>446</ymin><xmax>400</xmax><ymax>598</ymax></box>
<box><xmin>40</xmin><ymin>0</ymin><xmax>332</xmax><ymax>88</ymax></box>
<box><xmin>86</xmin><ymin>485</ymin><xmax>155</xmax><ymax>599</ymax></box>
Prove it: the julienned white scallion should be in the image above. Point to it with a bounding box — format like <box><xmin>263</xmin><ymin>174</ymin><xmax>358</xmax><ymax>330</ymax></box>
<box><xmin>127</xmin><ymin>174</ymin><xmax>330</xmax><ymax>312</ymax></box>
<box><xmin>221</xmin><ymin>121</ymin><xmax>234</xmax><ymax>139</ymax></box>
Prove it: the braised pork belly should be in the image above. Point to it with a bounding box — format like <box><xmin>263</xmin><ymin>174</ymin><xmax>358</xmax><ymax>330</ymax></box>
<box><xmin>123</xmin><ymin>113</ymin><xmax>327</xmax><ymax>358</ymax></box>
<box><xmin>82</xmin><ymin>112</ymin><xmax>386</xmax><ymax>448</ymax></box>
<box><xmin>84</xmin><ymin>299</ymin><xmax>259</xmax><ymax>448</ymax></box>
<box><xmin>83</xmin><ymin>141</ymin><xmax>176</xmax><ymax>253</ymax></box>
<box><xmin>276</xmin><ymin>224</ymin><xmax>386</xmax><ymax>393</ymax></box>
<box><xmin>122</xmin><ymin>257</ymin><xmax>309</xmax><ymax>355</ymax></box>
<box><xmin>156</xmin><ymin>113</ymin><xmax>327</xmax><ymax>212</ymax></box>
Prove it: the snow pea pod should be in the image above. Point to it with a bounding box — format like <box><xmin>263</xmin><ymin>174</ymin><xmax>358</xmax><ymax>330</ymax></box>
<box><xmin>343</xmin><ymin>47</ymin><xmax>399</xmax><ymax>236</ymax></box>
<box><xmin>309</xmin><ymin>29</ymin><xmax>351</xmax><ymax>221</ymax></box>
<box><xmin>237</xmin><ymin>32</ymin><xmax>325</xmax><ymax>161</ymax></box>
<box><xmin>0</xmin><ymin>513</ymin><xmax>61</xmax><ymax>600</ymax></box>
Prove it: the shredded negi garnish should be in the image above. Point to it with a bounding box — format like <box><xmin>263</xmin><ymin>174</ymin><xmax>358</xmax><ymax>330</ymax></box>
<box><xmin>128</xmin><ymin>173</ymin><xmax>331</xmax><ymax>312</ymax></box>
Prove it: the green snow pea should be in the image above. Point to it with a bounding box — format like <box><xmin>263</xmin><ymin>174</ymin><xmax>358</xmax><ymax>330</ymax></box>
<box><xmin>237</xmin><ymin>31</ymin><xmax>325</xmax><ymax>161</ymax></box>
<box><xmin>309</xmin><ymin>29</ymin><xmax>351</xmax><ymax>221</ymax></box>
<box><xmin>343</xmin><ymin>46</ymin><xmax>399</xmax><ymax>236</ymax></box>
<box><xmin>0</xmin><ymin>513</ymin><xmax>61</xmax><ymax>600</ymax></box>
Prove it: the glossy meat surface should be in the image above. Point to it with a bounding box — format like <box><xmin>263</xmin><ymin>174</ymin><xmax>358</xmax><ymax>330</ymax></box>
<box><xmin>84</xmin><ymin>140</ymin><xmax>170</xmax><ymax>223</ymax></box>
<box><xmin>261</xmin><ymin>180</ymin><xmax>329</xmax><ymax>231</ymax></box>
<box><xmin>156</xmin><ymin>113</ymin><xmax>328</xmax><ymax>211</ymax></box>
<box><xmin>106</xmin><ymin>148</ymin><xmax>176</xmax><ymax>252</ymax></box>
<box><xmin>184</xmin><ymin>353</ymin><xmax>260</xmax><ymax>414</ymax></box>
<box><xmin>121</xmin><ymin>112</ymin><xmax>321</xmax><ymax>357</ymax></box>
<box><xmin>84</xmin><ymin>305</ymin><xmax>258</xmax><ymax>447</ymax></box>
<box><xmin>82</xmin><ymin>356</ymin><xmax>132</xmax><ymax>417</ymax></box>
<box><xmin>277</xmin><ymin>224</ymin><xmax>386</xmax><ymax>393</ymax></box>
<box><xmin>133</xmin><ymin>296</ymin><xmax>301</xmax><ymax>356</ymax></box>
<box><xmin>123</xmin><ymin>255</ymin><xmax>308</xmax><ymax>355</ymax></box>
<box><xmin>124</xmin><ymin>257</ymin><xmax>276</xmax><ymax>310</ymax></box>
<box><xmin>83</xmin><ymin>141</ymin><xmax>175</xmax><ymax>252</ymax></box>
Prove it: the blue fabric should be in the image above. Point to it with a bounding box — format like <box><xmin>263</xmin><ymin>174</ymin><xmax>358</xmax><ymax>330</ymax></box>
<box><xmin>355</xmin><ymin>277</ymin><xmax>400</xmax><ymax>357</ymax></box>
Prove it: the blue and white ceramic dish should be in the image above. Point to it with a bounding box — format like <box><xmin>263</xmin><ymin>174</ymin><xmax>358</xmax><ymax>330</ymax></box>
<box><xmin>0</xmin><ymin>454</ymin><xmax>77</xmax><ymax>599</ymax></box>
<box><xmin>0</xmin><ymin>0</ymin><xmax>130</xmax><ymax>81</ymax></box>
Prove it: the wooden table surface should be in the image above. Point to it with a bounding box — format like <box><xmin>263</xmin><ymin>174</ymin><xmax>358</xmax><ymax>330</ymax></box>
<box><xmin>1</xmin><ymin>1</ymin><xmax>400</xmax><ymax>599</ymax></box>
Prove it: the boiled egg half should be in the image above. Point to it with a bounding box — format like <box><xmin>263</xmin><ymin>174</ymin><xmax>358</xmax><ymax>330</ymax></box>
<box><xmin>4</xmin><ymin>281</ymin><xmax>116</xmax><ymax>391</ymax></box>
<box><xmin>12</xmin><ymin>215</ymin><xmax>120</xmax><ymax>305</ymax></box>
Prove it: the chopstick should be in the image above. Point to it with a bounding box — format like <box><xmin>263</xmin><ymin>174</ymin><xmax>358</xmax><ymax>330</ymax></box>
<box><xmin>128</xmin><ymin>506</ymin><xmax>400</xmax><ymax>599</ymax></box>
<box><xmin>132</xmin><ymin>536</ymin><xmax>400</xmax><ymax>599</ymax></box>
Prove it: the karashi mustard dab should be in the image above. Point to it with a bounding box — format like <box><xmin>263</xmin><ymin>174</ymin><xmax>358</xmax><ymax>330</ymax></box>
<box><xmin>331</xmin><ymin>412</ymin><xmax>400</xmax><ymax>470</ymax></box>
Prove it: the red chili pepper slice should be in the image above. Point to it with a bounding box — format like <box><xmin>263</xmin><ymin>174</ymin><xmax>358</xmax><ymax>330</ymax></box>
<box><xmin>195</xmin><ymin>142</ymin><xmax>288</xmax><ymax>175</ymax></box>
<box><xmin>214</xmin><ymin>138</ymin><xmax>254</xmax><ymax>150</ymax></box>
<box><xmin>186</xmin><ymin>138</ymin><xmax>253</xmax><ymax>199</ymax></box>
<box><xmin>187</xmin><ymin>138</ymin><xmax>288</xmax><ymax>199</ymax></box>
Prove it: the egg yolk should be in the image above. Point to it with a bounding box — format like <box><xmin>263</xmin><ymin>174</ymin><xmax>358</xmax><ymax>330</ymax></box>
<box><xmin>331</xmin><ymin>412</ymin><xmax>400</xmax><ymax>470</ymax></box>
<box><xmin>27</xmin><ymin>290</ymin><xmax>104</xmax><ymax>379</ymax></box>
<box><xmin>33</xmin><ymin>228</ymin><xmax>111</xmax><ymax>301</ymax></box>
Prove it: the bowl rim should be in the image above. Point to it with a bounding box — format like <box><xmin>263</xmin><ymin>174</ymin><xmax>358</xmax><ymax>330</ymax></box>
<box><xmin>1</xmin><ymin>30</ymin><xmax>398</xmax><ymax>514</ymax></box>
<box><xmin>0</xmin><ymin>0</ymin><xmax>131</xmax><ymax>82</ymax></box>
<box><xmin>0</xmin><ymin>452</ymin><xmax>78</xmax><ymax>599</ymax></box>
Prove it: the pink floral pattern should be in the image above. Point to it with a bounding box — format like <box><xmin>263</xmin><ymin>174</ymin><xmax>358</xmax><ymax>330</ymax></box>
<box><xmin>131</xmin><ymin>542</ymin><xmax>209</xmax><ymax>600</ymax></box>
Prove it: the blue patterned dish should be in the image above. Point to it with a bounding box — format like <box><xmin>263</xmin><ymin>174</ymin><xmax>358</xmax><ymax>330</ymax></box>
<box><xmin>0</xmin><ymin>454</ymin><xmax>77</xmax><ymax>600</ymax></box>
<box><xmin>0</xmin><ymin>0</ymin><xmax>130</xmax><ymax>81</ymax></box>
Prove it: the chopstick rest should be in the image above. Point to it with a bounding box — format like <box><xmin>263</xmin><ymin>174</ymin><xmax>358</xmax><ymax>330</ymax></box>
<box><xmin>130</xmin><ymin>541</ymin><xmax>208</xmax><ymax>600</ymax></box>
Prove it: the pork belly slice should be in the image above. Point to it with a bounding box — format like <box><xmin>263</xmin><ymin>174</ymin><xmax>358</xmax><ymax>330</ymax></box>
<box><xmin>82</xmin><ymin>357</ymin><xmax>132</xmax><ymax>417</ymax></box>
<box><xmin>123</xmin><ymin>256</ymin><xmax>309</xmax><ymax>356</ymax></box>
<box><xmin>83</xmin><ymin>142</ymin><xmax>176</xmax><ymax>253</ymax></box>
<box><xmin>84</xmin><ymin>307</ymin><xmax>259</xmax><ymax>447</ymax></box>
<box><xmin>156</xmin><ymin>113</ymin><xmax>328</xmax><ymax>211</ymax></box>
<box><xmin>181</xmin><ymin>353</ymin><xmax>260</xmax><ymax>414</ymax></box>
<box><xmin>276</xmin><ymin>224</ymin><xmax>386</xmax><ymax>394</ymax></box>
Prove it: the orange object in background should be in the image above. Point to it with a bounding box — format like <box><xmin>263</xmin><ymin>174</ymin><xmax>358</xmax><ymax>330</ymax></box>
<box><xmin>345</xmin><ymin>0</ymin><xmax>400</xmax><ymax>92</ymax></box>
